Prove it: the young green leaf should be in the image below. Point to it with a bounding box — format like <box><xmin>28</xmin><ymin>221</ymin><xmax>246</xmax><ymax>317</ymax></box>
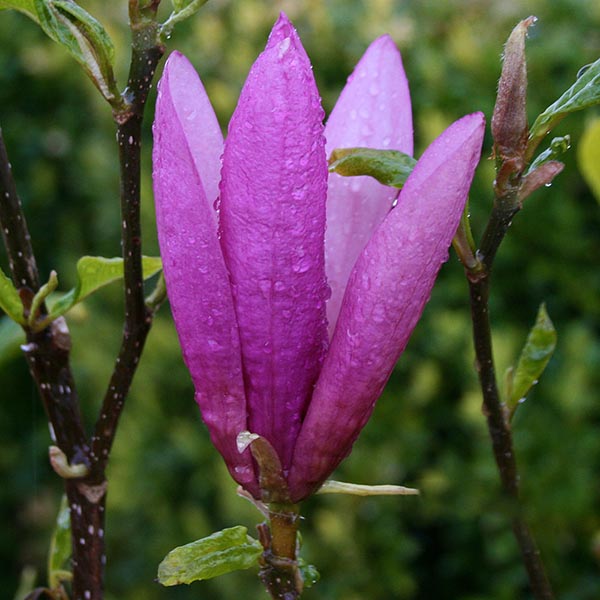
<box><xmin>3</xmin><ymin>0</ymin><xmax>120</xmax><ymax>104</ymax></box>
<box><xmin>577</xmin><ymin>117</ymin><xmax>600</xmax><ymax>204</ymax></box>
<box><xmin>161</xmin><ymin>0</ymin><xmax>209</xmax><ymax>39</ymax></box>
<box><xmin>0</xmin><ymin>267</ymin><xmax>25</xmax><ymax>324</ymax></box>
<box><xmin>0</xmin><ymin>317</ymin><xmax>24</xmax><ymax>365</ymax></box>
<box><xmin>505</xmin><ymin>303</ymin><xmax>557</xmax><ymax>419</ymax></box>
<box><xmin>157</xmin><ymin>526</ymin><xmax>262</xmax><ymax>586</ymax></box>
<box><xmin>526</xmin><ymin>135</ymin><xmax>570</xmax><ymax>174</ymax></box>
<box><xmin>328</xmin><ymin>147</ymin><xmax>417</xmax><ymax>189</ymax></box>
<box><xmin>28</xmin><ymin>270</ymin><xmax>58</xmax><ymax>327</ymax></box>
<box><xmin>297</xmin><ymin>558</ymin><xmax>320</xmax><ymax>588</ymax></box>
<box><xmin>0</xmin><ymin>0</ymin><xmax>37</xmax><ymax>18</ymax></box>
<box><xmin>528</xmin><ymin>57</ymin><xmax>600</xmax><ymax>158</ymax></box>
<box><xmin>48</xmin><ymin>495</ymin><xmax>72</xmax><ymax>590</ymax></box>
<box><xmin>45</xmin><ymin>256</ymin><xmax>162</xmax><ymax>323</ymax></box>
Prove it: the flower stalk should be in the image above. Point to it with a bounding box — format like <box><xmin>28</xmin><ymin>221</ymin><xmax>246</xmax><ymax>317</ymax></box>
<box><xmin>258</xmin><ymin>505</ymin><xmax>302</xmax><ymax>600</ymax></box>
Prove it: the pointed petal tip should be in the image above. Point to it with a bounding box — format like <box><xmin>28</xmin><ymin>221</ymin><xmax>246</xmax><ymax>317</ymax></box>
<box><xmin>359</xmin><ymin>33</ymin><xmax>404</xmax><ymax>71</ymax></box>
<box><xmin>267</xmin><ymin>11</ymin><xmax>299</xmax><ymax>48</ymax></box>
<box><xmin>368</xmin><ymin>33</ymin><xmax>399</xmax><ymax>54</ymax></box>
<box><xmin>452</xmin><ymin>111</ymin><xmax>486</xmax><ymax>141</ymax></box>
<box><xmin>160</xmin><ymin>51</ymin><xmax>198</xmax><ymax>97</ymax></box>
<box><xmin>163</xmin><ymin>50</ymin><xmax>190</xmax><ymax>76</ymax></box>
<box><xmin>275</xmin><ymin>11</ymin><xmax>292</xmax><ymax>26</ymax></box>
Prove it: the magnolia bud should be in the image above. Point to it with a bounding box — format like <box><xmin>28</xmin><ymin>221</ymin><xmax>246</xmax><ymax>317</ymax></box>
<box><xmin>492</xmin><ymin>16</ymin><xmax>537</xmax><ymax>165</ymax></box>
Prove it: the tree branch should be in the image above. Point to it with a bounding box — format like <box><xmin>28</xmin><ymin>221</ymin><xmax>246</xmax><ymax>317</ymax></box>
<box><xmin>465</xmin><ymin>196</ymin><xmax>554</xmax><ymax>600</ymax></box>
<box><xmin>0</xmin><ymin>128</ymin><xmax>40</xmax><ymax>291</ymax></box>
<box><xmin>0</xmin><ymin>128</ymin><xmax>104</xmax><ymax>600</ymax></box>
<box><xmin>91</xmin><ymin>15</ymin><xmax>164</xmax><ymax>471</ymax></box>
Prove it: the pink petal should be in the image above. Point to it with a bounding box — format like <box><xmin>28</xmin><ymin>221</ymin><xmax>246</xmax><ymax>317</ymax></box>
<box><xmin>325</xmin><ymin>35</ymin><xmax>413</xmax><ymax>336</ymax></box>
<box><xmin>219</xmin><ymin>14</ymin><xmax>329</xmax><ymax>472</ymax></box>
<box><xmin>289</xmin><ymin>113</ymin><xmax>485</xmax><ymax>501</ymax></box>
<box><xmin>153</xmin><ymin>54</ymin><xmax>257</xmax><ymax>495</ymax></box>
<box><xmin>159</xmin><ymin>51</ymin><xmax>224</xmax><ymax>214</ymax></box>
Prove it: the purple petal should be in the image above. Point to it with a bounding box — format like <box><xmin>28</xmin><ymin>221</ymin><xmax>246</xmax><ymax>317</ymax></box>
<box><xmin>219</xmin><ymin>14</ymin><xmax>329</xmax><ymax>472</ymax></box>
<box><xmin>153</xmin><ymin>54</ymin><xmax>257</xmax><ymax>496</ymax></box>
<box><xmin>289</xmin><ymin>113</ymin><xmax>485</xmax><ymax>501</ymax></box>
<box><xmin>325</xmin><ymin>35</ymin><xmax>413</xmax><ymax>336</ymax></box>
<box><xmin>158</xmin><ymin>51</ymin><xmax>224</xmax><ymax>213</ymax></box>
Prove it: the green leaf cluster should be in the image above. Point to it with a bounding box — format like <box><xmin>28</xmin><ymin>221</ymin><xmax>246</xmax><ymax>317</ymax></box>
<box><xmin>0</xmin><ymin>256</ymin><xmax>162</xmax><ymax>332</ymax></box>
<box><xmin>46</xmin><ymin>255</ymin><xmax>162</xmax><ymax>324</ymax></box>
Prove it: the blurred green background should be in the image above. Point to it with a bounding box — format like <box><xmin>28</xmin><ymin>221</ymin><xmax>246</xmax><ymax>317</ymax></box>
<box><xmin>1</xmin><ymin>0</ymin><xmax>600</xmax><ymax>598</ymax></box>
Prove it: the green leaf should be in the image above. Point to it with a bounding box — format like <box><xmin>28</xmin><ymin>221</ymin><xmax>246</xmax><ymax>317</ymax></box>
<box><xmin>3</xmin><ymin>0</ymin><xmax>119</xmax><ymax>103</ymax></box>
<box><xmin>29</xmin><ymin>270</ymin><xmax>58</xmax><ymax>327</ymax></box>
<box><xmin>527</xmin><ymin>135</ymin><xmax>571</xmax><ymax>174</ymax></box>
<box><xmin>298</xmin><ymin>559</ymin><xmax>320</xmax><ymax>588</ymax></box>
<box><xmin>161</xmin><ymin>0</ymin><xmax>209</xmax><ymax>38</ymax></box>
<box><xmin>328</xmin><ymin>147</ymin><xmax>417</xmax><ymax>189</ymax></box>
<box><xmin>505</xmin><ymin>303</ymin><xmax>557</xmax><ymax>418</ymax></box>
<box><xmin>0</xmin><ymin>317</ymin><xmax>24</xmax><ymax>366</ymax></box>
<box><xmin>577</xmin><ymin>117</ymin><xmax>600</xmax><ymax>204</ymax></box>
<box><xmin>157</xmin><ymin>526</ymin><xmax>262</xmax><ymax>586</ymax></box>
<box><xmin>47</xmin><ymin>256</ymin><xmax>162</xmax><ymax>321</ymax></box>
<box><xmin>0</xmin><ymin>0</ymin><xmax>37</xmax><ymax>18</ymax></box>
<box><xmin>528</xmin><ymin>57</ymin><xmax>600</xmax><ymax>154</ymax></box>
<box><xmin>48</xmin><ymin>495</ymin><xmax>72</xmax><ymax>589</ymax></box>
<box><xmin>0</xmin><ymin>267</ymin><xmax>25</xmax><ymax>324</ymax></box>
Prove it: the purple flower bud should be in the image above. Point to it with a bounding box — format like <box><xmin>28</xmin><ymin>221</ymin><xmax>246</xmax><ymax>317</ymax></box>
<box><xmin>153</xmin><ymin>12</ymin><xmax>485</xmax><ymax>503</ymax></box>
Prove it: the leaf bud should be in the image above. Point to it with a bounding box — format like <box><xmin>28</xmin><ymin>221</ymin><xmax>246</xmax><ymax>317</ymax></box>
<box><xmin>492</xmin><ymin>16</ymin><xmax>537</xmax><ymax>167</ymax></box>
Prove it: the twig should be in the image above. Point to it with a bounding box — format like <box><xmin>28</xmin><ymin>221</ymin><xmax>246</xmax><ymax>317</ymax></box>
<box><xmin>0</xmin><ymin>129</ymin><xmax>40</xmax><ymax>291</ymax></box>
<box><xmin>0</xmin><ymin>128</ymin><xmax>104</xmax><ymax>600</ymax></box>
<box><xmin>465</xmin><ymin>192</ymin><xmax>554</xmax><ymax>600</ymax></box>
<box><xmin>91</xmin><ymin>3</ymin><xmax>165</xmax><ymax>472</ymax></box>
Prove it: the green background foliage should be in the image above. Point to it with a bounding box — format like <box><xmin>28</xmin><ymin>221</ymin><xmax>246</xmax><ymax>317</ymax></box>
<box><xmin>1</xmin><ymin>0</ymin><xmax>599</xmax><ymax>598</ymax></box>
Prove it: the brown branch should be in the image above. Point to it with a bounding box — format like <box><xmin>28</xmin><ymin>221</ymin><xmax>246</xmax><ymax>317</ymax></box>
<box><xmin>91</xmin><ymin>12</ymin><xmax>165</xmax><ymax>471</ymax></box>
<box><xmin>0</xmin><ymin>128</ymin><xmax>105</xmax><ymax>600</ymax></box>
<box><xmin>465</xmin><ymin>192</ymin><xmax>554</xmax><ymax>599</ymax></box>
<box><xmin>0</xmin><ymin>129</ymin><xmax>40</xmax><ymax>291</ymax></box>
